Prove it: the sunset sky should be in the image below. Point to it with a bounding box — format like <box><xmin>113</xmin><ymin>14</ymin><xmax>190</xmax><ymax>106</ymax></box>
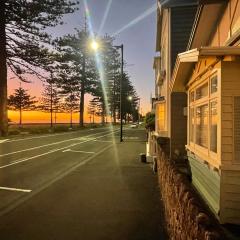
<box><xmin>8</xmin><ymin>0</ymin><xmax>157</xmax><ymax>124</ymax></box>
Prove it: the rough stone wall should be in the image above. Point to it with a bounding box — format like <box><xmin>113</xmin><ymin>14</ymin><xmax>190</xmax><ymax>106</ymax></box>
<box><xmin>157</xmin><ymin>147</ymin><xmax>227</xmax><ymax>240</ymax></box>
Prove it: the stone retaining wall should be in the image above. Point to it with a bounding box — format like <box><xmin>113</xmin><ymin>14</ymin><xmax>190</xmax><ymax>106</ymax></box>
<box><xmin>157</xmin><ymin>147</ymin><xmax>227</xmax><ymax>240</ymax></box>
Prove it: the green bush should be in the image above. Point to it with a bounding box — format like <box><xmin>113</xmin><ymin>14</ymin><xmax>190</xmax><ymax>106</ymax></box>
<box><xmin>145</xmin><ymin>112</ymin><xmax>155</xmax><ymax>131</ymax></box>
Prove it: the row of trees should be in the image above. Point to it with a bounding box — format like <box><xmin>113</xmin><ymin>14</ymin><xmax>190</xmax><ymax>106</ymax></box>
<box><xmin>0</xmin><ymin>0</ymin><xmax>139</xmax><ymax>136</ymax></box>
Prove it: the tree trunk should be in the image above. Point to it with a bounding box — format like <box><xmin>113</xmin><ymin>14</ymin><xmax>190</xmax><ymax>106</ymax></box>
<box><xmin>19</xmin><ymin>109</ymin><xmax>22</xmax><ymax>126</ymax></box>
<box><xmin>70</xmin><ymin>111</ymin><xmax>73</xmax><ymax>128</ymax></box>
<box><xmin>50</xmin><ymin>83</ymin><xmax>53</xmax><ymax>128</ymax></box>
<box><xmin>79</xmin><ymin>52</ymin><xmax>85</xmax><ymax>128</ymax></box>
<box><xmin>0</xmin><ymin>1</ymin><xmax>8</xmax><ymax>136</ymax></box>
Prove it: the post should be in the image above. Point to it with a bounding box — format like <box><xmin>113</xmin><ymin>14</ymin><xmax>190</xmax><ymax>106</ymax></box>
<box><xmin>120</xmin><ymin>44</ymin><xmax>123</xmax><ymax>142</ymax></box>
<box><xmin>138</xmin><ymin>98</ymin><xmax>140</xmax><ymax>124</ymax></box>
<box><xmin>50</xmin><ymin>81</ymin><xmax>53</xmax><ymax>128</ymax></box>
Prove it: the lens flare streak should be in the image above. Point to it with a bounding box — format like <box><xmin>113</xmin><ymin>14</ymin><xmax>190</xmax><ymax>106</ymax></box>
<box><xmin>83</xmin><ymin>0</ymin><xmax>119</xmax><ymax>162</ymax></box>
<box><xmin>112</xmin><ymin>3</ymin><xmax>156</xmax><ymax>37</ymax></box>
<box><xmin>98</xmin><ymin>0</ymin><xmax>113</xmax><ymax>35</ymax></box>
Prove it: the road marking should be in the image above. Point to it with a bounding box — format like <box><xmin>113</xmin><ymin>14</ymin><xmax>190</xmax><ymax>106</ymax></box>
<box><xmin>0</xmin><ymin>187</ymin><xmax>32</xmax><ymax>193</ymax></box>
<box><xmin>4</xmin><ymin>127</ymin><xmax>109</xmax><ymax>143</ymax></box>
<box><xmin>0</xmin><ymin>131</ymin><xmax>118</xmax><ymax>169</ymax></box>
<box><xmin>62</xmin><ymin>149</ymin><xmax>95</xmax><ymax>154</ymax></box>
<box><xmin>0</xmin><ymin>130</ymin><xmax>113</xmax><ymax>158</ymax></box>
<box><xmin>0</xmin><ymin>144</ymin><xmax>112</xmax><ymax>217</ymax></box>
<box><xmin>0</xmin><ymin>139</ymin><xmax>9</xmax><ymax>144</ymax></box>
<box><xmin>123</xmin><ymin>136</ymin><xmax>139</xmax><ymax>140</ymax></box>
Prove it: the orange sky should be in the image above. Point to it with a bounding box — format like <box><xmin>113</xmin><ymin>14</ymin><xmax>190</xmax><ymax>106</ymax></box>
<box><xmin>8</xmin><ymin>72</ymin><xmax>147</xmax><ymax>124</ymax></box>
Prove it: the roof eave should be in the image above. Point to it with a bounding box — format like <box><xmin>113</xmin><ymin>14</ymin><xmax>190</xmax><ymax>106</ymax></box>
<box><xmin>171</xmin><ymin>47</ymin><xmax>240</xmax><ymax>92</ymax></box>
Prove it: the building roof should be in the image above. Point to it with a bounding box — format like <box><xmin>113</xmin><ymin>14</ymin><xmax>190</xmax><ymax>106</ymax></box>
<box><xmin>187</xmin><ymin>0</ymin><xmax>228</xmax><ymax>49</ymax></box>
<box><xmin>170</xmin><ymin>47</ymin><xmax>240</xmax><ymax>92</ymax></box>
<box><xmin>159</xmin><ymin>0</ymin><xmax>198</xmax><ymax>8</ymax></box>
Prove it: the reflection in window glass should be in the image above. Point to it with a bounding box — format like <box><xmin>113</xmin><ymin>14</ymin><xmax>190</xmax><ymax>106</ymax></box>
<box><xmin>190</xmin><ymin>91</ymin><xmax>194</xmax><ymax>103</ymax></box>
<box><xmin>157</xmin><ymin>103</ymin><xmax>165</xmax><ymax>131</ymax></box>
<box><xmin>196</xmin><ymin>104</ymin><xmax>208</xmax><ymax>148</ymax></box>
<box><xmin>196</xmin><ymin>83</ymin><xmax>208</xmax><ymax>100</ymax></box>
<box><xmin>210</xmin><ymin>101</ymin><xmax>218</xmax><ymax>153</ymax></box>
<box><xmin>211</xmin><ymin>75</ymin><xmax>218</xmax><ymax>94</ymax></box>
<box><xmin>190</xmin><ymin>108</ymin><xmax>194</xmax><ymax>142</ymax></box>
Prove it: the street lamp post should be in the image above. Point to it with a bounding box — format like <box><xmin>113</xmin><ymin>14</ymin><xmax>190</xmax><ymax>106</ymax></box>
<box><xmin>114</xmin><ymin>44</ymin><xmax>124</xmax><ymax>142</ymax></box>
<box><xmin>90</xmin><ymin>40</ymin><xmax>124</xmax><ymax>142</ymax></box>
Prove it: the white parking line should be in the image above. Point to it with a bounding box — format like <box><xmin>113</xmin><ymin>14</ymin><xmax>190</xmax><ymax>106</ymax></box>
<box><xmin>0</xmin><ymin>131</ymin><xmax>117</xmax><ymax>169</ymax></box>
<box><xmin>62</xmin><ymin>149</ymin><xmax>95</xmax><ymax>154</ymax></box>
<box><xmin>0</xmin><ymin>139</ymin><xmax>9</xmax><ymax>144</ymax></box>
<box><xmin>0</xmin><ymin>144</ymin><xmax>112</xmax><ymax>217</ymax></box>
<box><xmin>0</xmin><ymin>187</ymin><xmax>32</xmax><ymax>193</ymax></box>
<box><xmin>3</xmin><ymin>127</ymin><xmax>108</xmax><ymax>143</ymax></box>
<box><xmin>0</xmin><ymin>130</ymin><xmax>113</xmax><ymax>158</ymax></box>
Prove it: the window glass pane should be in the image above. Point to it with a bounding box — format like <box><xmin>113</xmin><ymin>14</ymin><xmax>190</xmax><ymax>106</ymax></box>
<box><xmin>196</xmin><ymin>104</ymin><xmax>208</xmax><ymax>148</ymax></box>
<box><xmin>210</xmin><ymin>101</ymin><xmax>218</xmax><ymax>153</ymax></box>
<box><xmin>157</xmin><ymin>103</ymin><xmax>165</xmax><ymax>131</ymax></box>
<box><xmin>190</xmin><ymin>108</ymin><xmax>194</xmax><ymax>142</ymax></box>
<box><xmin>211</xmin><ymin>75</ymin><xmax>218</xmax><ymax>94</ymax></box>
<box><xmin>196</xmin><ymin>83</ymin><xmax>208</xmax><ymax>100</ymax></box>
<box><xmin>190</xmin><ymin>91</ymin><xmax>194</xmax><ymax>103</ymax></box>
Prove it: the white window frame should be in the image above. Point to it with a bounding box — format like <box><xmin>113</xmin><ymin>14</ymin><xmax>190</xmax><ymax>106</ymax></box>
<box><xmin>156</xmin><ymin>101</ymin><xmax>166</xmax><ymax>133</ymax></box>
<box><xmin>187</xmin><ymin>70</ymin><xmax>220</xmax><ymax>162</ymax></box>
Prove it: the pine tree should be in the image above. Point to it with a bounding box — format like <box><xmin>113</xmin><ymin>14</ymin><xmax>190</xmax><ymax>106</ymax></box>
<box><xmin>8</xmin><ymin>86</ymin><xmax>36</xmax><ymax>125</ymax></box>
<box><xmin>88</xmin><ymin>100</ymin><xmax>98</xmax><ymax>124</ymax></box>
<box><xmin>54</xmin><ymin>28</ymin><xmax>98</xmax><ymax>127</ymax></box>
<box><xmin>63</xmin><ymin>92</ymin><xmax>79</xmax><ymax>128</ymax></box>
<box><xmin>39</xmin><ymin>81</ymin><xmax>61</xmax><ymax>127</ymax></box>
<box><xmin>0</xmin><ymin>0</ymin><xmax>79</xmax><ymax>136</ymax></box>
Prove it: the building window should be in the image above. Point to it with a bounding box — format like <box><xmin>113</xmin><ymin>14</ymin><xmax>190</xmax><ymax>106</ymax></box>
<box><xmin>196</xmin><ymin>83</ymin><xmax>208</xmax><ymax>100</ymax></box>
<box><xmin>210</xmin><ymin>101</ymin><xmax>218</xmax><ymax>153</ymax></box>
<box><xmin>190</xmin><ymin>91</ymin><xmax>195</xmax><ymax>103</ymax></box>
<box><xmin>196</xmin><ymin>104</ymin><xmax>208</xmax><ymax>148</ymax></box>
<box><xmin>156</xmin><ymin>102</ymin><xmax>165</xmax><ymax>132</ymax></box>
<box><xmin>190</xmin><ymin>107</ymin><xmax>194</xmax><ymax>142</ymax></box>
<box><xmin>188</xmin><ymin>72</ymin><xmax>219</xmax><ymax>157</ymax></box>
<box><xmin>211</xmin><ymin>75</ymin><xmax>218</xmax><ymax>94</ymax></box>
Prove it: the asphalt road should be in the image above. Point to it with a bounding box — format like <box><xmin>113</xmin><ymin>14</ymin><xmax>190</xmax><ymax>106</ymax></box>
<box><xmin>0</xmin><ymin>126</ymin><xmax>168</xmax><ymax>240</ymax></box>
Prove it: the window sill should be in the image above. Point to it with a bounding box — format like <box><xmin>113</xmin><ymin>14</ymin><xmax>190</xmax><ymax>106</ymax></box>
<box><xmin>186</xmin><ymin>144</ymin><xmax>220</xmax><ymax>169</ymax></box>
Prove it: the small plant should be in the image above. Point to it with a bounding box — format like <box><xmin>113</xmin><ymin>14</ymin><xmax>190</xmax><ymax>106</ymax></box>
<box><xmin>145</xmin><ymin>112</ymin><xmax>155</xmax><ymax>131</ymax></box>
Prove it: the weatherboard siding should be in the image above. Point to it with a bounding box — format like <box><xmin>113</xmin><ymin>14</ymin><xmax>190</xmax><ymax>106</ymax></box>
<box><xmin>187</xmin><ymin>151</ymin><xmax>220</xmax><ymax>215</ymax></box>
<box><xmin>220</xmin><ymin>170</ymin><xmax>240</xmax><ymax>224</ymax></box>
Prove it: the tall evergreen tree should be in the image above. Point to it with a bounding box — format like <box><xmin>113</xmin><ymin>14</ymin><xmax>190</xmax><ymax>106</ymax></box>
<box><xmin>0</xmin><ymin>0</ymin><xmax>79</xmax><ymax>136</ymax></box>
<box><xmin>54</xmin><ymin>29</ymin><xmax>98</xmax><ymax>127</ymax></box>
<box><xmin>39</xmin><ymin>81</ymin><xmax>61</xmax><ymax>127</ymax></box>
<box><xmin>63</xmin><ymin>92</ymin><xmax>79</xmax><ymax>128</ymax></box>
<box><xmin>8</xmin><ymin>86</ymin><xmax>36</xmax><ymax>125</ymax></box>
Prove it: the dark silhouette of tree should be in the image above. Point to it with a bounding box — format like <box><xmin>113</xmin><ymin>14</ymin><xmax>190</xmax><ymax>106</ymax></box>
<box><xmin>54</xmin><ymin>28</ymin><xmax>98</xmax><ymax>127</ymax></box>
<box><xmin>39</xmin><ymin>81</ymin><xmax>61</xmax><ymax>127</ymax></box>
<box><xmin>8</xmin><ymin>87</ymin><xmax>36</xmax><ymax>125</ymax></box>
<box><xmin>0</xmin><ymin>0</ymin><xmax>79</xmax><ymax>136</ymax></box>
<box><xmin>63</xmin><ymin>92</ymin><xmax>79</xmax><ymax>128</ymax></box>
<box><xmin>88</xmin><ymin>100</ymin><xmax>98</xmax><ymax>124</ymax></box>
